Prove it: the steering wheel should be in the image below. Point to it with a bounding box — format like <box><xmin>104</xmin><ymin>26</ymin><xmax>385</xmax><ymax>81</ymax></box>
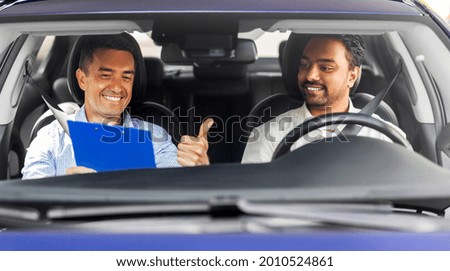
<box><xmin>272</xmin><ymin>112</ymin><xmax>410</xmax><ymax>160</ymax></box>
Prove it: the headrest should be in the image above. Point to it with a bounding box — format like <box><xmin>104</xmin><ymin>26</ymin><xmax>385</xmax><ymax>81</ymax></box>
<box><xmin>282</xmin><ymin>33</ymin><xmax>362</xmax><ymax>99</ymax></box>
<box><xmin>281</xmin><ymin>34</ymin><xmax>312</xmax><ymax>99</ymax></box>
<box><xmin>144</xmin><ymin>57</ymin><xmax>164</xmax><ymax>89</ymax></box>
<box><xmin>67</xmin><ymin>33</ymin><xmax>147</xmax><ymax>106</ymax></box>
<box><xmin>278</xmin><ymin>40</ymin><xmax>287</xmax><ymax>67</ymax></box>
<box><xmin>52</xmin><ymin>77</ymin><xmax>74</xmax><ymax>103</ymax></box>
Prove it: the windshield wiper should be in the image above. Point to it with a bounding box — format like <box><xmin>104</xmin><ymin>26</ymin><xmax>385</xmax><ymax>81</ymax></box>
<box><xmin>237</xmin><ymin>200</ymin><xmax>450</xmax><ymax>232</ymax></box>
<box><xmin>0</xmin><ymin>205</ymin><xmax>70</xmax><ymax>230</ymax></box>
<box><xmin>47</xmin><ymin>203</ymin><xmax>209</xmax><ymax>220</ymax></box>
<box><xmin>28</xmin><ymin>199</ymin><xmax>450</xmax><ymax>232</ymax></box>
<box><xmin>0</xmin><ymin>205</ymin><xmax>39</xmax><ymax>220</ymax></box>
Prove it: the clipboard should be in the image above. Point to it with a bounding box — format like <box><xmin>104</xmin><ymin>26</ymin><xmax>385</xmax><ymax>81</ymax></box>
<box><xmin>68</xmin><ymin>120</ymin><xmax>156</xmax><ymax>172</ymax></box>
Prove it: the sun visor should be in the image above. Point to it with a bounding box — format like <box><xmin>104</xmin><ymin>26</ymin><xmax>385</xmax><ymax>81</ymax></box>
<box><xmin>161</xmin><ymin>38</ymin><xmax>257</xmax><ymax>65</ymax></box>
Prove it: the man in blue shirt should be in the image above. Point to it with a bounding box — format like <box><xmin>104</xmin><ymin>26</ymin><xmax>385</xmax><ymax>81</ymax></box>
<box><xmin>22</xmin><ymin>34</ymin><xmax>212</xmax><ymax>179</ymax></box>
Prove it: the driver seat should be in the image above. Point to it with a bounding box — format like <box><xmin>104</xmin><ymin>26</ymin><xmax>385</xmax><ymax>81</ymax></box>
<box><xmin>245</xmin><ymin>33</ymin><xmax>398</xmax><ymax>134</ymax></box>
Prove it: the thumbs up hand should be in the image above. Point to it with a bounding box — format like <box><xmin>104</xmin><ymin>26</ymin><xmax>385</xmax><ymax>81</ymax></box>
<box><xmin>177</xmin><ymin>118</ymin><xmax>214</xmax><ymax>166</ymax></box>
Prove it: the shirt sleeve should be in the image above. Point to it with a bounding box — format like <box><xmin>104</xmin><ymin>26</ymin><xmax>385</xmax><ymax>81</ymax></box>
<box><xmin>382</xmin><ymin>120</ymin><xmax>413</xmax><ymax>150</ymax></box>
<box><xmin>148</xmin><ymin>123</ymin><xmax>181</xmax><ymax>168</ymax></box>
<box><xmin>21</xmin><ymin>124</ymin><xmax>58</xmax><ymax>179</ymax></box>
<box><xmin>367</xmin><ymin>114</ymin><xmax>413</xmax><ymax>150</ymax></box>
<box><xmin>241</xmin><ymin>124</ymin><xmax>274</xmax><ymax>164</ymax></box>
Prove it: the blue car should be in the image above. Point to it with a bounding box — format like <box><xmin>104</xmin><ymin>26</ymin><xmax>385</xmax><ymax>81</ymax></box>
<box><xmin>0</xmin><ymin>0</ymin><xmax>450</xmax><ymax>251</ymax></box>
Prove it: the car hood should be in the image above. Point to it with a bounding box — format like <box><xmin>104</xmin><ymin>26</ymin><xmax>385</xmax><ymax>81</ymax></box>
<box><xmin>1</xmin><ymin>137</ymin><xmax>450</xmax><ymax>212</ymax></box>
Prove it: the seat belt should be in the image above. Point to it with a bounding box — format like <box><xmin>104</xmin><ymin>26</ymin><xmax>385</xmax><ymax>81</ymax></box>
<box><xmin>338</xmin><ymin>59</ymin><xmax>403</xmax><ymax>138</ymax></box>
<box><xmin>25</xmin><ymin>60</ymin><xmax>71</xmax><ymax>135</ymax></box>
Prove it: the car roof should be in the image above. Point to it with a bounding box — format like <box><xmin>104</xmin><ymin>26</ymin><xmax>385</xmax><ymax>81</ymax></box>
<box><xmin>0</xmin><ymin>0</ymin><xmax>422</xmax><ymax>17</ymax></box>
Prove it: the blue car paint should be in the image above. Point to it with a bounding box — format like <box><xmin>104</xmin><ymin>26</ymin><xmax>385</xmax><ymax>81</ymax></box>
<box><xmin>1</xmin><ymin>233</ymin><xmax>450</xmax><ymax>251</ymax></box>
<box><xmin>0</xmin><ymin>0</ymin><xmax>422</xmax><ymax>17</ymax></box>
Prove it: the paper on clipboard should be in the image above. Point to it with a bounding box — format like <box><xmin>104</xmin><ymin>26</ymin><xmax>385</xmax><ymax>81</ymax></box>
<box><xmin>68</xmin><ymin>120</ymin><xmax>156</xmax><ymax>172</ymax></box>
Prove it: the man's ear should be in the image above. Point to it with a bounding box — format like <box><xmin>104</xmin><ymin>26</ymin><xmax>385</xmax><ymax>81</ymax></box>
<box><xmin>347</xmin><ymin>66</ymin><xmax>360</xmax><ymax>89</ymax></box>
<box><xmin>75</xmin><ymin>68</ymin><xmax>87</xmax><ymax>91</ymax></box>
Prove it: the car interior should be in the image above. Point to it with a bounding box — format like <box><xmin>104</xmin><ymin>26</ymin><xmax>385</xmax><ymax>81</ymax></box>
<box><xmin>1</xmin><ymin>17</ymin><xmax>449</xmax><ymax>180</ymax></box>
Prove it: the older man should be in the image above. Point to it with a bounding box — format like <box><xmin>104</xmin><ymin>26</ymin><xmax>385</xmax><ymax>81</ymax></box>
<box><xmin>22</xmin><ymin>34</ymin><xmax>212</xmax><ymax>179</ymax></box>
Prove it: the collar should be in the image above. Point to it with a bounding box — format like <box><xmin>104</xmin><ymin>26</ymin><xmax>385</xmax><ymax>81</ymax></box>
<box><xmin>74</xmin><ymin>105</ymin><xmax>133</xmax><ymax>127</ymax></box>
<box><xmin>302</xmin><ymin>98</ymin><xmax>360</xmax><ymax>118</ymax></box>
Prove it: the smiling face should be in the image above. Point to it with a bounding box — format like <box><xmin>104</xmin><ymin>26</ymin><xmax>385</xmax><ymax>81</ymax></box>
<box><xmin>76</xmin><ymin>48</ymin><xmax>135</xmax><ymax>124</ymax></box>
<box><xmin>298</xmin><ymin>37</ymin><xmax>359</xmax><ymax>116</ymax></box>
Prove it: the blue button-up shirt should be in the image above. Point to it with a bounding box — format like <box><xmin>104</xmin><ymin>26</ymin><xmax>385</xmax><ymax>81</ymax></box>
<box><xmin>22</xmin><ymin>106</ymin><xmax>180</xmax><ymax>179</ymax></box>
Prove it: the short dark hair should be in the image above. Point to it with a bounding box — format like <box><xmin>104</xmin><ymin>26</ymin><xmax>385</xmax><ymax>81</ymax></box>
<box><xmin>310</xmin><ymin>34</ymin><xmax>365</xmax><ymax>69</ymax></box>
<box><xmin>330</xmin><ymin>34</ymin><xmax>365</xmax><ymax>68</ymax></box>
<box><xmin>78</xmin><ymin>34</ymin><xmax>137</xmax><ymax>74</ymax></box>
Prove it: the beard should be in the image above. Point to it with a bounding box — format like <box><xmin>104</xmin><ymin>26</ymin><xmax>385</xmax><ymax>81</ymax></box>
<box><xmin>299</xmin><ymin>80</ymin><xmax>329</xmax><ymax>108</ymax></box>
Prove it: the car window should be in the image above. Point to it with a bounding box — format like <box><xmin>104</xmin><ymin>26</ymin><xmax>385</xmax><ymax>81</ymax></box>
<box><xmin>240</xmin><ymin>30</ymin><xmax>290</xmax><ymax>58</ymax></box>
<box><xmin>132</xmin><ymin>32</ymin><xmax>161</xmax><ymax>58</ymax></box>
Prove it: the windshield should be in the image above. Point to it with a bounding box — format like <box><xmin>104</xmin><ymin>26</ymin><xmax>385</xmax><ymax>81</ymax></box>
<box><xmin>0</xmin><ymin>1</ymin><xmax>449</xmax><ymax>234</ymax></box>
